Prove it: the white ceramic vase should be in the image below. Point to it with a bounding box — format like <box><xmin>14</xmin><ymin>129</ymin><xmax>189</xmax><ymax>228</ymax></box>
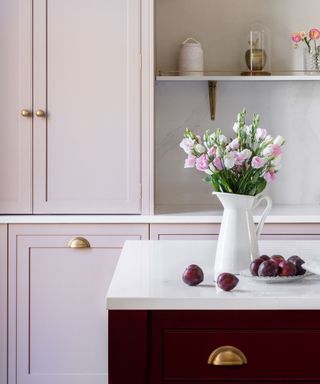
<box><xmin>213</xmin><ymin>192</ymin><xmax>272</xmax><ymax>279</ymax></box>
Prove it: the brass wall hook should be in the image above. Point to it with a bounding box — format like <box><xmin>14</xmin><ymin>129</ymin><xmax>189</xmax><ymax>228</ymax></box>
<box><xmin>208</xmin><ymin>81</ymin><xmax>217</xmax><ymax>120</ymax></box>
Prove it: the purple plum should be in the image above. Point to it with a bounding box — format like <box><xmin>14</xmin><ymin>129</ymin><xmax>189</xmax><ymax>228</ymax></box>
<box><xmin>216</xmin><ymin>273</ymin><xmax>239</xmax><ymax>291</ymax></box>
<box><xmin>258</xmin><ymin>260</ymin><xmax>279</xmax><ymax>277</ymax></box>
<box><xmin>182</xmin><ymin>264</ymin><xmax>204</xmax><ymax>286</ymax></box>
<box><xmin>278</xmin><ymin>260</ymin><xmax>296</xmax><ymax>277</ymax></box>
<box><xmin>287</xmin><ymin>255</ymin><xmax>306</xmax><ymax>276</ymax></box>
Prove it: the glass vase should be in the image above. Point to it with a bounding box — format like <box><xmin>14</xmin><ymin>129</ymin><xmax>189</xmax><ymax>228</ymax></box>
<box><xmin>304</xmin><ymin>45</ymin><xmax>320</xmax><ymax>73</ymax></box>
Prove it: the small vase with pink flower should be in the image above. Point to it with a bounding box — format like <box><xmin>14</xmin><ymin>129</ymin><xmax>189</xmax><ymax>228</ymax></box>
<box><xmin>292</xmin><ymin>28</ymin><xmax>320</xmax><ymax>73</ymax></box>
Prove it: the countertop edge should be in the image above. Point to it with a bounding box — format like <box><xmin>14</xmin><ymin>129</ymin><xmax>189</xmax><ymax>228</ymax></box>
<box><xmin>1</xmin><ymin>215</ymin><xmax>320</xmax><ymax>224</ymax></box>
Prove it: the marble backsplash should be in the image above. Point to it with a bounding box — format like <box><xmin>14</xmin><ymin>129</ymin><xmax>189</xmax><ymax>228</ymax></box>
<box><xmin>155</xmin><ymin>80</ymin><xmax>320</xmax><ymax>211</ymax></box>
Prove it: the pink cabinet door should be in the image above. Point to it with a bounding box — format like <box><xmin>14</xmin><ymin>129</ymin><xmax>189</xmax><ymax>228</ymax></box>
<box><xmin>33</xmin><ymin>0</ymin><xmax>141</xmax><ymax>214</ymax></box>
<box><xmin>8</xmin><ymin>224</ymin><xmax>148</xmax><ymax>384</ymax></box>
<box><xmin>0</xmin><ymin>0</ymin><xmax>32</xmax><ymax>213</ymax></box>
<box><xmin>0</xmin><ymin>225</ymin><xmax>8</xmax><ymax>384</ymax></box>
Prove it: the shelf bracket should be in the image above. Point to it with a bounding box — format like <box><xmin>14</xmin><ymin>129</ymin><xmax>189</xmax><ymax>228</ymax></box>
<box><xmin>208</xmin><ymin>81</ymin><xmax>217</xmax><ymax>120</ymax></box>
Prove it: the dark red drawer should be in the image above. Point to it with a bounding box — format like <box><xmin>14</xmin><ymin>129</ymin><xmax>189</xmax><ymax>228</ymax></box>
<box><xmin>150</xmin><ymin>311</ymin><xmax>320</xmax><ymax>383</ymax></box>
<box><xmin>162</xmin><ymin>329</ymin><xmax>320</xmax><ymax>381</ymax></box>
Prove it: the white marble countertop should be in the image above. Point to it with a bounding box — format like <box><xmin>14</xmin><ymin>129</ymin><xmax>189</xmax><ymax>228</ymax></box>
<box><xmin>1</xmin><ymin>204</ymin><xmax>320</xmax><ymax>223</ymax></box>
<box><xmin>106</xmin><ymin>240</ymin><xmax>320</xmax><ymax>310</ymax></box>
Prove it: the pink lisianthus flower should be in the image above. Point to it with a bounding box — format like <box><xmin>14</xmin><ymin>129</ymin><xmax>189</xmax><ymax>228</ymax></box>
<box><xmin>233</xmin><ymin>151</ymin><xmax>246</xmax><ymax>166</ymax></box>
<box><xmin>264</xmin><ymin>171</ymin><xmax>277</xmax><ymax>182</ymax></box>
<box><xmin>251</xmin><ymin>156</ymin><xmax>265</xmax><ymax>169</ymax></box>
<box><xmin>212</xmin><ymin>157</ymin><xmax>223</xmax><ymax>171</ymax></box>
<box><xmin>233</xmin><ymin>149</ymin><xmax>252</xmax><ymax>166</ymax></box>
<box><xmin>195</xmin><ymin>154</ymin><xmax>209</xmax><ymax>172</ymax></box>
<box><xmin>271</xmin><ymin>144</ymin><xmax>282</xmax><ymax>156</ymax></box>
<box><xmin>208</xmin><ymin>146</ymin><xmax>216</xmax><ymax>157</ymax></box>
<box><xmin>263</xmin><ymin>144</ymin><xmax>282</xmax><ymax>157</ymax></box>
<box><xmin>229</xmin><ymin>138</ymin><xmax>240</xmax><ymax>150</ymax></box>
<box><xmin>179</xmin><ymin>137</ymin><xmax>195</xmax><ymax>155</ymax></box>
<box><xmin>184</xmin><ymin>155</ymin><xmax>196</xmax><ymax>168</ymax></box>
<box><xmin>256</xmin><ymin>128</ymin><xmax>267</xmax><ymax>140</ymax></box>
<box><xmin>291</xmin><ymin>33</ymin><xmax>302</xmax><ymax>43</ymax></box>
<box><xmin>309</xmin><ymin>28</ymin><xmax>320</xmax><ymax>40</ymax></box>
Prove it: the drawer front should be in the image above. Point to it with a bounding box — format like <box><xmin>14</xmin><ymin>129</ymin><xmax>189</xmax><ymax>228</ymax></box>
<box><xmin>151</xmin><ymin>310</ymin><xmax>320</xmax><ymax>383</ymax></box>
<box><xmin>163</xmin><ymin>329</ymin><xmax>320</xmax><ymax>381</ymax></box>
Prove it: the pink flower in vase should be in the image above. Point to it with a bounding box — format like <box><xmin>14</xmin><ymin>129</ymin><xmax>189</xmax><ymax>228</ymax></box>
<box><xmin>291</xmin><ymin>33</ymin><xmax>302</xmax><ymax>43</ymax></box>
<box><xmin>212</xmin><ymin>157</ymin><xmax>223</xmax><ymax>171</ymax></box>
<box><xmin>195</xmin><ymin>154</ymin><xmax>209</xmax><ymax>172</ymax></box>
<box><xmin>251</xmin><ymin>156</ymin><xmax>265</xmax><ymax>169</ymax></box>
<box><xmin>309</xmin><ymin>28</ymin><xmax>320</xmax><ymax>40</ymax></box>
<box><xmin>264</xmin><ymin>171</ymin><xmax>277</xmax><ymax>182</ymax></box>
<box><xmin>208</xmin><ymin>146</ymin><xmax>216</xmax><ymax>157</ymax></box>
<box><xmin>184</xmin><ymin>155</ymin><xmax>196</xmax><ymax>168</ymax></box>
<box><xmin>271</xmin><ymin>144</ymin><xmax>282</xmax><ymax>157</ymax></box>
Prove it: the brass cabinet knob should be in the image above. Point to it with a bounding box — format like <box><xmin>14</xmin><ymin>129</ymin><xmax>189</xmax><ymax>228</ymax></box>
<box><xmin>21</xmin><ymin>109</ymin><xmax>32</xmax><ymax>117</ymax></box>
<box><xmin>36</xmin><ymin>109</ymin><xmax>46</xmax><ymax>117</ymax></box>
<box><xmin>208</xmin><ymin>346</ymin><xmax>247</xmax><ymax>366</ymax></box>
<box><xmin>67</xmin><ymin>237</ymin><xmax>91</xmax><ymax>248</ymax></box>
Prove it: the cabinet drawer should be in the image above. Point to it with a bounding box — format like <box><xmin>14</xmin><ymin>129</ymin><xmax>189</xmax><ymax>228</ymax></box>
<box><xmin>151</xmin><ymin>310</ymin><xmax>320</xmax><ymax>383</ymax></box>
<box><xmin>163</xmin><ymin>329</ymin><xmax>319</xmax><ymax>381</ymax></box>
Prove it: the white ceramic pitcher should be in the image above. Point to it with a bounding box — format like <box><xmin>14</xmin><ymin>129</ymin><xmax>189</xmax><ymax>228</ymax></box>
<box><xmin>213</xmin><ymin>192</ymin><xmax>272</xmax><ymax>279</ymax></box>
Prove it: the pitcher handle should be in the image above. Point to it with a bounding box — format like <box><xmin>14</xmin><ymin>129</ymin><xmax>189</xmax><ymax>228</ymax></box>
<box><xmin>253</xmin><ymin>195</ymin><xmax>272</xmax><ymax>237</ymax></box>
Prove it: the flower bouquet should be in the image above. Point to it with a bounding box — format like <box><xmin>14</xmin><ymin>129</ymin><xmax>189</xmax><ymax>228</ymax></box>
<box><xmin>292</xmin><ymin>28</ymin><xmax>320</xmax><ymax>52</ymax></box>
<box><xmin>180</xmin><ymin>109</ymin><xmax>285</xmax><ymax>196</ymax></box>
<box><xmin>180</xmin><ymin>110</ymin><xmax>285</xmax><ymax>278</ymax></box>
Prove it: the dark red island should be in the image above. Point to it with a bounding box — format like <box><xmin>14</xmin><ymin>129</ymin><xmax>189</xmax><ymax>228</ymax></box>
<box><xmin>106</xmin><ymin>240</ymin><xmax>320</xmax><ymax>384</ymax></box>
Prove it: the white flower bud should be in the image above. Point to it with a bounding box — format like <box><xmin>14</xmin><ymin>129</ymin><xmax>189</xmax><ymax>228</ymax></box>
<box><xmin>233</xmin><ymin>122</ymin><xmax>239</xmax><ymax>133</ymax></box>
<box><xmin>273</xmin><ymin>135</ymin><xmax>285</xmax><ymax>146</ymax></box>
<box><xmin>219</xmin><ymin>135</ymin><xmax>228</xmax><ymax>146</ymax></box>
<box><xmin>223</xmin><ymin>153</ymin><xmax>235</xmax><ymax>169</ymax></box>
<box><xmin>194</xmin><ymin>144</ymin><xmax>206</xmax><ymax>154</ymax></box>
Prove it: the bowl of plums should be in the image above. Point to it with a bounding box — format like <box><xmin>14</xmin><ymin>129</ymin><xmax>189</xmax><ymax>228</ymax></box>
<box><xmin>244</xmin><ymin>254</ymin><xmax>309</xmax><ymax>283</ymax></box>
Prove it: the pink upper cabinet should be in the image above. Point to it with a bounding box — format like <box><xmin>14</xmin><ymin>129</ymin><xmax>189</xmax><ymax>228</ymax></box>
<box><xmin>32</xmin><ymin>0</ymin><xmax>141</xmax><ymax>213</ymax></box>
<box><xmin>0</xmin><ymin>0</ymin><xmax>142</xmax><ymax>214</ymax></box>
<box><xmin>0</xmin><ymin>0</ymin><xmax>32</xmax><ymax>213</ymax></box>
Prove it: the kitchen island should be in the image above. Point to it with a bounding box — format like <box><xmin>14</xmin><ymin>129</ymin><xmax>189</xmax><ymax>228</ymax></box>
<box><xmin>106</xmin><ymin>240</ymin><xmax>320</xmax><ymax>383</ymax></box>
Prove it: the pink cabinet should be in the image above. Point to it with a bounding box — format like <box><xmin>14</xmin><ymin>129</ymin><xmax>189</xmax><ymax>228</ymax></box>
<box><xmin>8</xmin><ymin>224</ymin><xmax>148</xmax><ymax>384</ymax></box>
<box><xmin>0</xmin><ymin>0</ymin><xmax>32</xmax><ymax>213</ymax></box>
<box><xmin>0</xmin><ymin>0</ymin><xmax>142</xmax><ymax>214</ymax></box>
<box><xmin>0</xmin><ymin>225</ymin><xmax>8</xmax><ymax>384</ymax></box>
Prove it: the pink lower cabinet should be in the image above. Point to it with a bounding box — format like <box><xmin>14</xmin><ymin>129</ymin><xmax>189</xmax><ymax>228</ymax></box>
<box><xmin>8</xmin><ymin>224</ymin><xmax>148</xmax><ymax>384</ymax></box>
<box><xmin>0</xmin><ymin>225</ymin><xmax>8</xmax><ymax>384</ymax></box>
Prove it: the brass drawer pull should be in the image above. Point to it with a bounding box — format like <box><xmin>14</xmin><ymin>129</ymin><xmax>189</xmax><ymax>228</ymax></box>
<box><xmin>36</xmin><ymin>109</ymin><xmax>46</xmax><ymax>117</ymax></box>
<box><xmin>21</xmin><ymin>109</ymin><xmax>32</xmax><ymax>117</ymax></box>
<box><xmin>67</xmin><ymin>237</ymin><xmax>91</xmax><ymax>248</ymax></box>
<box><xmin>208</xmin><ymin>346</ymin><xmax>247</xmax><ymax>366</ymax></box>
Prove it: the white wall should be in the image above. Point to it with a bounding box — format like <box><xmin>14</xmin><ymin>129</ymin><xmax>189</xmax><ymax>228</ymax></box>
<box><xmin>155</xmin><ymin>0</ymin><xmax>320</xmax><ymax>212</ymax></box>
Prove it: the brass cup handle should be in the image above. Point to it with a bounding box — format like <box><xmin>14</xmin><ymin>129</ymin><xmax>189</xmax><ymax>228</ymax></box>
<box><xmin>208</xmin><ymin>346</ymin><xmax>247</xmax><ymax>366</ymax></box>
<box><xmin>67</xmin><ymin>237</ymin><xmax>91</xmax><ymax>248</ymax></box>
<box><xmin>36</xmin><ymin>109</ymin><xmax>46</xmax><ymax>117</ymax></box>
<box><xmin>21</xmin><ymin>109</ymin><xmax>32</xmax><ymax>117</ymax></box>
